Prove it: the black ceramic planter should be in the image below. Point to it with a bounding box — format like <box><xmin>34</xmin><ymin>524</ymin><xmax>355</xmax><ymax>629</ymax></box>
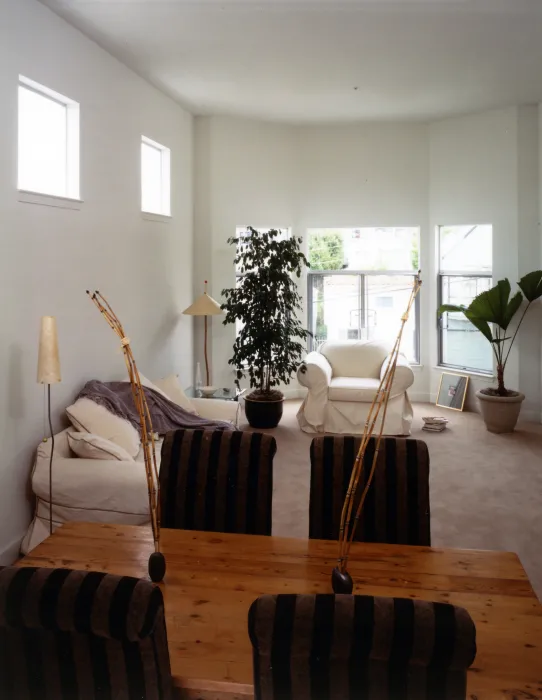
<box><xmin>244</xmin><ymin>396</ymin><xmax>284</xmax><ymax>429</ymax></box>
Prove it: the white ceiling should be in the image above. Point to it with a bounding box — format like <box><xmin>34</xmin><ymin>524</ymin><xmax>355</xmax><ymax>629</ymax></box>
<box><xmin>40</xmin><ymin>0</ymin><xmax>542</xmax><ymax>123</ymax></box>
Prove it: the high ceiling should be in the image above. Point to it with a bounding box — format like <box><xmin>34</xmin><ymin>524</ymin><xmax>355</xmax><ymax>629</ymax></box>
<box><xmin>40</xmin><ymin>0</ymin><xmax>542</xmax><ymax>123</ymax></box>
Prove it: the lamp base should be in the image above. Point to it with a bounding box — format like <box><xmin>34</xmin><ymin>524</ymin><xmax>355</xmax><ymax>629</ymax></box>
<box><xmin>148</xmin><ymin>552</ymin><xmax>166</xmax><ymax>583</ymax></box>
<box><xmin>331</xmin><ymin>567</ymin><xmax>353</xmax><ymax>594</ymax></box>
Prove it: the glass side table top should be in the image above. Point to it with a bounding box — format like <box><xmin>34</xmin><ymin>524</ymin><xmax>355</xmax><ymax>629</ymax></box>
<box><xmin>185</xmin><ymin>386</ymin><xmax>246</xmax><ymax>401</ymax></box>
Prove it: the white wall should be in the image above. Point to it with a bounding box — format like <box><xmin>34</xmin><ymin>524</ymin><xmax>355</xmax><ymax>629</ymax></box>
<box><xmin>0</xmin><ymin>0</ymin><xmax>194</xmax><ymax>562</ymax></box>
<box><xmin>194</xmin><ymin>116</ymin><xmax>430</xmax><ymax>399</ymax></box>
<box><xmin>429</xmin><ymin>106</ymin><xmax>541</xmax><ymax>417</ymax></box>
<box><xmin>195</xmin><ymin>110</ymin><xmax>542</xmax><ymax>421</ymax></box>
<box><xmin>194</xmin><ymin>117</ymin><xmax>298</xmax><ymax>391</ymax></box>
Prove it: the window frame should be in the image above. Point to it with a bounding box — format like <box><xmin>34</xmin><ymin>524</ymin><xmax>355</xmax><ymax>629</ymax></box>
<box><xmin>306</xmin><ymin>226</ymin><xmax>421</xmax><ymax>364</ymax></box>
<box><xmin>437</xmin><ymin>271</ymin><xmax>493</xmax><ymax>374</ymax></box>
<box><xmin>141</xmin><ymin>135</ymin><xmax>171</xmax><ymax>218</ymax></box>
<box><xmin>436</xmin><ymin>223</ymin><xmax>493</xmax><ymax>375</ymax></box>
<box><xmin>18</xmin><ymin>75</ymin><xmax>80</xmax><ymax>201</ymax></box>
<box><xmin>307</xmin><ymin>268</ymin><xmax>421</xmax><ymax>364</ymax></box>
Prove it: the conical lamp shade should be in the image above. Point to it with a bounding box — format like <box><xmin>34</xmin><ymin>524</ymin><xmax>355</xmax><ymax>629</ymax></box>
<box><xmin>37</xmin><ymin>316</ymin><xmax>61</xmax><ymax>384</ymax></box>
<box><xmin>183</xmin><ymin>293</ymin><xmax>222</xmax><ymax>316</ymax></box>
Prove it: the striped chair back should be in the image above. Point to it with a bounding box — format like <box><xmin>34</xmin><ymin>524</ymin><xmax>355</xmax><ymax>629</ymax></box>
<box><xmin>160</xmin><ymin>429</ymin><xmax>276</xmax><ymax>535</ymax></box>
<box><xmin>248</xmin><ymin>593</ymin><xmax>476</xmax><ymax>700</ymax></box>
<box><xmin>0</xmin><ymin>566</ymin><xmax>172</xmax><ymax>699</ymax></box>
<box><xmin>310</xmin><ymin>436</ymin><xmax>431</xmax><ymax>545</ymax></box>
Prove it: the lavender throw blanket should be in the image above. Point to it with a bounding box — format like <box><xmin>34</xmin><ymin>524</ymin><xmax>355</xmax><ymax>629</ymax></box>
<box><xmin>77</xmin><ymin>380</ymin><xmax>234</xmax><ymax>434</ymax></box>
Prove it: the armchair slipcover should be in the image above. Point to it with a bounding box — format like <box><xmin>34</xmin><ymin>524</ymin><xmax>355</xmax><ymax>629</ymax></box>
<box><xmin>297</xmin><ymin>340</ymin><xmax>414</xmax><ymax>435</ymax></box>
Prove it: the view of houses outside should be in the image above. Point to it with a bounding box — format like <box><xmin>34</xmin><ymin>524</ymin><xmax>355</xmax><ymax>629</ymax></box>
<box><xmin>308</xmin><ymin>227</ymin><xmax>419</xmax><ymax>362</ymax></box>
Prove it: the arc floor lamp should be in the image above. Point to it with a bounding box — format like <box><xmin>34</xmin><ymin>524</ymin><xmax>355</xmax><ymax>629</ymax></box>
<box><xmin>183</xmin><ymin>280</ymin><xmax>222</xmax><ymax>386</ymax></box>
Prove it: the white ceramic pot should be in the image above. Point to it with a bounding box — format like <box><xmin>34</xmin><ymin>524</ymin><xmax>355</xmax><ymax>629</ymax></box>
<box><xmin>476</xmin><ymin>389</ymin><xmax>525</xmax><ymax>433</ymax></box>
<box><xmin>200</xmin><ymin>385</ymin><xmax>217</xmax><ymax>397</ymax></box>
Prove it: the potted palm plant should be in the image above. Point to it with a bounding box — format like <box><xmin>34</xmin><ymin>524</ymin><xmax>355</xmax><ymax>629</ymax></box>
<box><xmin>438</xmin><ymin>271</ymin><xmax>542</xmax><ymax>433</ymax></box>
<box><xmin>221</xmin><ymin>227</ymin><xmax>311</xmax><ymax>429</ymax></box>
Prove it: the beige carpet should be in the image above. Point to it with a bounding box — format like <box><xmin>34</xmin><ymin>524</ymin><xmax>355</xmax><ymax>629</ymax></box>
<box><xmin>241</xmin><ymin>400</ymin><xmax>542</xmax><ymax>599</ymax></box>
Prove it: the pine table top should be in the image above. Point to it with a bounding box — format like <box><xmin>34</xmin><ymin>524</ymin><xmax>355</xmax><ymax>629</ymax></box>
<box><xmin>18</xmin><ymin>522</ymin><xmax>542</xmax><ymax>700</ymax></box>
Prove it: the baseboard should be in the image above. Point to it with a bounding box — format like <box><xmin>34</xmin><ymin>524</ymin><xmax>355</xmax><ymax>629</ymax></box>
<box><xmin>410</xmin><ymin>392</ymin><xmax>432</xmax><ymax>403</ymax></box>
<box><xmin>521</xmin><ymin>408</ymin><xmax>542</xmax><ymax>423</ymax></box>
<box><xmin>282</xmin><ymin>387</ymin><xmax>306</xmax><ymax>400</ymax></box>
<box><xmin>0</xmin><ymin>533</ymin><xmax>22</xmax><ymax>565</ymax></box>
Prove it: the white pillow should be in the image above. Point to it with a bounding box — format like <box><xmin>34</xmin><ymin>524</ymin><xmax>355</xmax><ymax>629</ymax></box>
<box><xmin>66</xmin><ymin>398</ymin><xmax>141</xmax><ymax>457</ymax></box>
<box><xmin>126</xmin><ymin>373</ymin><xmax>171</xmax><ymax>400</ymax></box>
<box><xmin>67</xmin><ymin>432</ymin><xmax>134</xmax><ymax>462</ymax></box>
<box><xmin>153</xmin><ymin>374</ymin><xmax>198</xmax><ymax>414</ymax></box>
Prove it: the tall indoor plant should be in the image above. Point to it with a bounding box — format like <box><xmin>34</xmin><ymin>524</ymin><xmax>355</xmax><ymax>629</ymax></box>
<box><xmin>438</xmin><ymin>271</ymin><xmax>542</xmax><ymax>432</ymax></box>
<box><xmin>221</xmin><ymin>227</ymin><xmax>311</xmax><ymax>428</ymax></box>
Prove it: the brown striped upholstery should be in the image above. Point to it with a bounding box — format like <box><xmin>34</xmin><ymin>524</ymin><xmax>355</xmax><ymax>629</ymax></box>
<box><xmin>310</xmin><ymin>436</ymin><xmax>431</xmax><ymax>545</ymax></box>
<box><xmin>248</xmin><ymin>593</ymin><xmax>476</xmax><ymax>700</ymax></box>
<box><xmin>0</xmin><ymin>566</ymin><xmax>172</xmax><ymax>699</ymax></box>
<box><xmin>160</xmin><ymin>429</ymin><xmax>276</xmax><ymax>535</ymax></box>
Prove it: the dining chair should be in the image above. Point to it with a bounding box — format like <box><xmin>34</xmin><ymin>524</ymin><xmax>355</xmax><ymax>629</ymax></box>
<box><xmin>0</xmin><ymin>566</ymin><xmax>172</xmax><ymax>699</ymax></box>
<box><xmin>309</xmin><ymin>435</ymin><xmax>431</xmax><ymax>545</ymax></box>
<box><xmin>248</xmin><ymin>593</ymin><xmax>476</xmax><ymax>700</ymax></box>
<box><xmin>160</xmin><ymin>429</ymin><xmax>276</xmax><ymax>535</ymax></box>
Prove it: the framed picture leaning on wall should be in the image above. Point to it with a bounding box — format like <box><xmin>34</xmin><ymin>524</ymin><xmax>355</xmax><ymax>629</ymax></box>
<box><xmin>436</xmin><ymin>372</ymin><xmax>469</xmax><ymax>411</ymax></box>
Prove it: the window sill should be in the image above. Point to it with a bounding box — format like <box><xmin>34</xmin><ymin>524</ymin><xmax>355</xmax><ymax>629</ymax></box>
<box><xmin>434</xmin><ymin>366</ymin><xmax>494</xmax><ymax>380</ymax></box>
<box><xmin>18</xmin><ymin>190</ymin><xmax>83</xmax><ymax>210</ymax></box>
<box><xmin>141</xmin><ymin>211</ymin><xmax>171</xmax><ymax>223</ymax></box>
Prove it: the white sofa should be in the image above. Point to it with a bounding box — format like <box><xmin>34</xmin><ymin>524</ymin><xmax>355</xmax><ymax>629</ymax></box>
<box><xmin>21</xmin><ymin>395</ymin><xmax>240</xmax><ymax>554</ymax></box>
<box><xmin>296</xmin><ymin>340</ymin><xmax>414</xmax><ymax>435</ymax></box>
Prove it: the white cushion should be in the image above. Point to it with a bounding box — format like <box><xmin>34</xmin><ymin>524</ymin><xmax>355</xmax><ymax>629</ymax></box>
<box><xmin>328</xmin><ymin>377</ymin><xmax>381</xmax><ymax>402</ymax></box>
<box><xmin>153</xmin><ymin>374</ymin><xmax>198</xmax><ymax>414</ymax></box>
<box><xmin>66</xmin><ymin>398</ymin><xmax>141</xmax><ymax>458</ymax></box>
<box><xmin>129</xmin><ymin>373</ymin><xmax>170</xmax><ymax>400</ymax></box>
<box><xmin>67</xmin><ymin>432</ymin><xmax>134</xmax><ymax>462</ymax></box>
<box><xmin>319</xmin><ymin>340</ymin><xmax>390</xmax><ymax>378</ymax></box>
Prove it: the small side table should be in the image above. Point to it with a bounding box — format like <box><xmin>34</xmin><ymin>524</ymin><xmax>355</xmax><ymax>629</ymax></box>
<box><xmin>185</xmin><ymin>387</ymin><xmax>246</xmax><ymax>402</ymax></box>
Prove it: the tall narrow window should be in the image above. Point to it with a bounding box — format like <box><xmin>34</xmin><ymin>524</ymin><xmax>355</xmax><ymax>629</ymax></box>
<box><xmin>141</xmin><ymin>136</ymin><xmax>171</xmax><ymax>216</ymax></box>
<box><xmin>18</xmin><ymin>76</ymin><xmax>80</xmax><ymax>199</ymax></box>
<box><xmin>438</xmin><ymin>224</ymin><xmax>492</xmax><ymax>373</ymax></box>
<box><xmin>307</xmin><ymin>227</ymin><xmax>420</xmax><ymax>363</ymax></box>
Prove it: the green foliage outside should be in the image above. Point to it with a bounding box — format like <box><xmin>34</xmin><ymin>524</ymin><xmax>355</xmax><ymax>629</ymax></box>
<box><xmin>308</xmin><ymin>231</ymin><xmax>345</xmax><ymax>270</ymax></box>
<box><xmin>309</xmin><ymin>231</ymin><xmax>346</xmax><ymax>341</ymax></box>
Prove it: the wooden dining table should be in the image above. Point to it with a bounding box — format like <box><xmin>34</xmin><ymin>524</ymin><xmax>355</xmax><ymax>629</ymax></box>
<box><xmin>17</xmin><ymin>522</ymin><xmax>542</xmax><ymax>699</ymax></box>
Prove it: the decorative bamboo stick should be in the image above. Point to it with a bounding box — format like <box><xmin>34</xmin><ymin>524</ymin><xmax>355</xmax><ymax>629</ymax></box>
<box><xmin>334</xmin><ymin>274</ymin><xmax>422</xmax><ymax>587</ymax></box>
<box><xmin>87</xmin><ymin>291</ymin><xmax>165</xmax><ymax>582</ymax></box>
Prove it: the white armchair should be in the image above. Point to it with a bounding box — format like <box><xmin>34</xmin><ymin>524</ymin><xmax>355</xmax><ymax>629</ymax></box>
<box><xmin>297</xmin><ymin>340</ymin><xmax>414</xmax><ymax>435</ymax></box>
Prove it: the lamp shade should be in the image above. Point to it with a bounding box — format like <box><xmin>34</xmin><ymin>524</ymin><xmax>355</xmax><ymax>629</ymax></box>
<box><xmin>183</xmin><ymin>281</ymin><xmax>223</xmax><ymax>316</ymax></box>
<box><xmin>37</xmin><ymin>316</ymin><xmax>61</xmax><ymax>384</ymax></box>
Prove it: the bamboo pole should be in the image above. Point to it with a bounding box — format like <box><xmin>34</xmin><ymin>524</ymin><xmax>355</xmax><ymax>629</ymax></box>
<box><xmin>336</xmin><ymin>274</ymin><xmax>422</xmax><ymax>575</ymax></box>
<box><xmin>87</xmin><ymin>291</ymin><xmax>163</xmax><ymax>579</ymax></box>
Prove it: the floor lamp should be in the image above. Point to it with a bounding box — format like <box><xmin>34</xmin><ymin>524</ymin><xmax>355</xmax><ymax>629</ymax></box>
<box><xmin>183</xmin><ymin>281</ymin><xmax>223</xmax><ymax>386</ymax></box>
<box><xmin>37</xmin><ymin>316</ymin><xmax>61</xmax><ymax>536</ymax></box>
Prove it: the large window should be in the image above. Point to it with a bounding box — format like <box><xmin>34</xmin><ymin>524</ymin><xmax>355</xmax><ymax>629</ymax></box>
<box><xmin>438</xmin><ymin>224</ymin><xmax>492</xmax><ymax>373</ymax></box>
<box><xmin>307</xmin><ymin>228</ymin><xmax>420</xmax><ymax>363</ymax></box>
<box><xmin>18</xmin><ymin>76</ymin><xmax>80</xmax><ymax>199</ymax></box>
<box><xmin>141</xmin><ymin>136</ymin><xmax>171</xmax><ymax>216</ymax></box>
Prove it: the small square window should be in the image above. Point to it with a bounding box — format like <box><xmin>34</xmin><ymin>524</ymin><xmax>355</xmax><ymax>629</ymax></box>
<box><xmin>141</xmin><ymin>136</ymin><xmax>171</xmax><ymax>216</ymax></box>
<box><xmin>18</xmin><ymin>76</ymin><xmax>80</xmax><ymax>200</ymax></box>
